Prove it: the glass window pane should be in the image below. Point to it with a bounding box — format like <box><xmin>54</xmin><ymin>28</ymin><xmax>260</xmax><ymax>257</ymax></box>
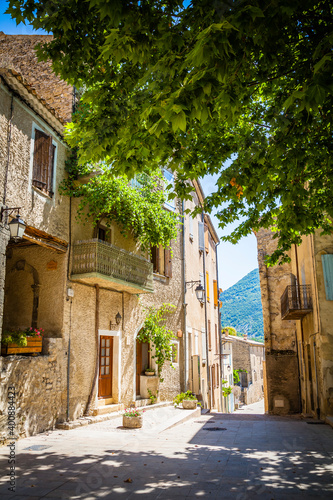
<box><xmin>101</xmin><ymin>358</ymin><xmax>105</xmax><ymax>365</ymax></box>
<box><xmin>105</xmin><ymin>366</ymin><xmax>109</xmax><ymax>375</ymax></box>
<box><xmin>106</xmin><ymin>358</ymin><xmax>109</xmax><ymax>366</ymax></box>
<box><xmin>101</xmin><ymin>339</ymin><xmax>105</xmax><ymax>346</ymax></box>
<box><xmin>101</xmin><ymin>348</ymin><xmax>105</xmax><ymax>356</ymax></box>
<box><xmin>106</xmin><ymin>339</ymin><xmax>110</xmax><ymax>347</ymax></box>
<box><xmin>101</xmin><ymin>366</ymin><xmax>105</xmax><ymax>375</ymax></box>
<box><xmin>106</xmin><ymin>348</ymin><xmax>110</xmax><ymax>356</ymax></box>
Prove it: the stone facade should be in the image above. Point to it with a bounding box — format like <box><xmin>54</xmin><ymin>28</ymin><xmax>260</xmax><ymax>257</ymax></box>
<box><xmin>0</xmin><ymin>35</ymin><xmax>188</xmax><ymax>441</ymax></box>
<box><xmin>232</xmin><ymin>336</ymin><xmax>264</xmax><ymax>405</ymax></box>
<box><xmin>183</xmin><ymin>181</ymin><xmax>222</xmax><ymax>411</ymax></box>
<box><xmin>255</xmin><ymin>228</ymin><xmax>300</xmax><ymax>415</ymax></box>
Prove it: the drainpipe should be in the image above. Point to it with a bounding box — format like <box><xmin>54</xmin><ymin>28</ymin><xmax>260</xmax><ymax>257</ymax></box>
<box><xmin>182</xmin><ymin>200</ymin><xmax>188</xmax><ymax>391</ymax></box>
<box><xmin>202</xmin><ymin>211</ymin><xmax>210</xmax><ymax>409</ymax></box>
<box><xmin>66</xmin><ymin>295</ymin><xmax>72</xmax><ymax>421</ymax></box>
<box><xmin>215</xmin><ymin>240</ymin><xmax>223</xmax><ymax>413</ymax></box>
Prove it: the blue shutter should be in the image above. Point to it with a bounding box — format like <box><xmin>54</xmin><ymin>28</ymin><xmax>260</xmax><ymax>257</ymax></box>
<box><xmin>198</xmin><ymin>221</ymin><xmax>204</xmax><ymax>251</ymax></box>
<box><xmin>321</xmin><ymin>254</ymin><xmax>333</xmax><ymax>300</ymax></box>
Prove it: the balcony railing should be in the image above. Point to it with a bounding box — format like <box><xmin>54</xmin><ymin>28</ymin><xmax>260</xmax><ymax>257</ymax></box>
<box><xmin>281</xmin><ymin>285</ymin><xmax>312</xmax><ymax>320</ymax></box>
<box><xmin>71</xmin><ymin>239</ymin><xmax>154</xmax><ymax>294</ymax></box>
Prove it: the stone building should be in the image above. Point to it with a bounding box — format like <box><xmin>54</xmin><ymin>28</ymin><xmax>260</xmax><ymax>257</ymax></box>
<box><xmin>0</xmin><ymin>33</ymin><xmax>201</xmax><ymax>439</ymax></box>
<box><xmin>256</xmin><ymin>226</ymin><xmax>333</xmax><ymax>424</ymax></box>
<box><xmin>232</xmin><ymin>335</ymin><xmax>264</xmax><ymax>405</ymax></box>
<box><xmin>183</xmin><ymin>180</ymin><xmax>222</xmax><ymax>411</ymax></box>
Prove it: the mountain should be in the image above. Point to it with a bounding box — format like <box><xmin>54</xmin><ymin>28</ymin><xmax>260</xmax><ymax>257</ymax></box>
<box><xmin>220</xmin><ymin>268</ymin><xmax>264</xmax><ymax>341</ymax></box>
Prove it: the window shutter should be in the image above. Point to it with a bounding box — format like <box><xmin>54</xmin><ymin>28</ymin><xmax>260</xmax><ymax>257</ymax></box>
<box><xmin>216</xmin><ymin>363</ymin><xmax>219</xmax><ymax>387</ymax></box>
<box><xmin>47</xmin><ymin>143</ymin><xmax>56</xmax><ymax>195</ymax></box>
<box><xmin>164</xmin><ymin>245</ymin><xmax>172</xmax><ymax>278</ymax></box>
<box><xmin>198</xmin><ymin>221</ymin><xmax>204</xmax><ymax>251</ymax></box>
<box><xmin>204</xmin><ymin>224</ymin><xmax>209</xmax><ymax>253</ymax></box>
<box><xmin>201</xmin><ymin>328</ymin><xmax>206</xmax><ymax>363</ymax></box>
<box><xmin>321</xmin><ymin>254</ymin><xmax>333</xmax><ymax>300</ymax></box>
<box><xmin>208</xmin><ymin>320</ymin><xmax>211</xmax><ymax>350</ymax></box>
<box><xmin>213</xmin><ymin>280</ymin><xmax>218</xmax><ymax>307</ymax></box>
<box><xmin>206</xmin><ymin>271</ymin><xmax>210</xmax><ymax>302</ymax></box>
<box><xmin>33</xmin><ymin>129</ymin><xmax>53</xmax><ymax>195</ymax></box>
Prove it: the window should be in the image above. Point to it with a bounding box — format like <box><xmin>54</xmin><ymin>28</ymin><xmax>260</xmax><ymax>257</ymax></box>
<box><xmin>213</xmin><ymin>280</ymin><xmax>218</xmax><ymax>308</ymax></box>
<box><xmin>163</xmin><ymin>169</ymin><xmax>176</xmax><ymax>212</ymax></box>
<box><xmin>206</xmin><ymin>271</ymin><xmax>210</xmax><ymax>302</ymax></box>
<box><xmin>32</xmin><ymin>128</ymin><xmax>56</xmax><ymax>197</ymax></box>
<box><xmin>204</xmin><ymin>224</ymin><xmax>209</xmax><ymax>253</ymax></box>
<box><xmin>95</xmin><ymin>224</ymin><xmax>112</xmax><ymax>243</ymax></box>
<box><xmin>201</xmin><ymin>328</ymin><xmax>206</xmax><ymax>363</ymax></box>
<box><xmin>151</xmin><ymin>245</ymin><xmax>172</xmax><ymax>277</ymax></box>
<box><xmin>171</xmin><ymin>342</ymin><xmax>179</xmax><ymax>364</ymax></box>
<box><xmin>321</xmin><ymin>254</ymin><xmax>333</xmax><ymax>300</ymax></box>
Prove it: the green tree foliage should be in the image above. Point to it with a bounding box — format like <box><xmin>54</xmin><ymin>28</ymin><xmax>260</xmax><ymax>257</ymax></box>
<box><xmin>221</xmin><ymin>269</ymin><xmax>264</xmax><ymax>341</ymax></box>
<box><xmin>60</xmin><ymin>163</ymin><xmax>179</xmax><ymax>251</ymax></box>
<box><xmin>8</xmin><ymin>0</ymin><xmax>333</xmax><ymax>264</ymax></box>
<box><xmin>137</xmin><ymin>303</ymin><xmax>176</xmax><ymax>381</ymax></box>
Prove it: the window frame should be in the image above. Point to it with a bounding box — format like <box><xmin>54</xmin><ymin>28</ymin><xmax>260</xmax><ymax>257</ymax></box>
<box><xmin>31</xmin><ymin>124</ymin><xmax>57</xmax><ymax>199</ymax></box>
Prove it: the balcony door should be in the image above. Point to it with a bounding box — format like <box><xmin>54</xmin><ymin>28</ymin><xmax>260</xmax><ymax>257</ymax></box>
<box><xmin>98</xmin><ymin>336</ymin><xmax>113</xmax><ymax>399</ymax></box>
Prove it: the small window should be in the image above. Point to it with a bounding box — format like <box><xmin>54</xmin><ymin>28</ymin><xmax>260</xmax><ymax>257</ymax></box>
<box><xmin>163</xmin><ymin>169</ymin><xmax>176</xmax><ymax>212</ymax></box>
<box><xmin>213</xmin><ymin>280</ymin><xmax>218</xmax><ymax>308</ymax></box>
<box><xmin>32</xmin><ymin>128</ymin><xmax>56</xmax><ymax>197</ymax></box>
<box><xmin>171</xmin><ymin>342</ymin><xmax>179</xmax><ymax>364</ymax></box>
<box><xmin>198</xmin><ymin>221</ymin><xmax>204</xmax><ymax>252</ymax></box>
<box><xmin>206</xmin><ymin>271</ymin><xmax>210</xmax><ymax>302</ymax></box>
<box><xmin>151</xmin><ymin>244</ymin><xmax>172</xmax><ymax>277</ymax></box>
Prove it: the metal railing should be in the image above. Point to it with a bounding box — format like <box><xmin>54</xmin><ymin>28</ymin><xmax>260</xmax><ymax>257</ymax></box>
<box><xmin>71</xmin><ymin>239</ymin><xmax>154</xmax><ymax>292</ymax></box>
<box><xmin>281</xmin><ymin>284</ymin><xmax>312</xmax><ymax>320</ymax></box>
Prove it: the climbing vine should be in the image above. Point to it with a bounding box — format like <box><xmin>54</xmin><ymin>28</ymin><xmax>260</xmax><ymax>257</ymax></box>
<box><xmin>60</xmin><ymin>153</ymin><xmax>179</xmax><ymax>251</ymax></box>
<box><xmin>137</xmin><ymin>303</ymin><xmax>176</xmax><ymax>381</ymax></box>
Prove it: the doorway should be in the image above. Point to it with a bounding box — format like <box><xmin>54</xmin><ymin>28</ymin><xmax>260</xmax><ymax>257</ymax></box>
<box><xmin>98</xmin><ymin>336</ymin><xmax>113</xmax><ymax>399</ymax></box>
<box><xmin>136</xmin><ymin>340</ymin><xmax>149</xmax><ymax>397</ymax></box>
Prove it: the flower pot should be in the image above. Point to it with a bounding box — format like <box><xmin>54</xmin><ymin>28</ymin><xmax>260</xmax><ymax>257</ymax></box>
<box><xmin>123</xmin><ymin>415</ymin><xmax>143</xmax><ymax>428</ymax></box>
<box><xmin>182</xmin><ymin>399</ymin><xmax>198</xmax><ymax>410</ymax></box>
<box><xmin>1</xmin><ymin>336</ymin><xmax>42</xmax><ymax>356</ymax></box>
<box><xmin>145</xmin><ymin>371</ymin><xmax>155</xmax><ymax>376</ymax></box>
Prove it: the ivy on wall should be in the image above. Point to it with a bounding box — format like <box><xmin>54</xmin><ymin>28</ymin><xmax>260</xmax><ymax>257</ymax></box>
<box><xmin>61</xmin><ymin>154</ymin><xmax>179</xmax><ymax>251</ymax></box>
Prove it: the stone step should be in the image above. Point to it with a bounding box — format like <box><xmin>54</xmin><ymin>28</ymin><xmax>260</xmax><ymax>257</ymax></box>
<box><xmin>92</xmin><ymin>403</ymin><xmax>124</xmax><ymax>416</ymax></box>
<box><xmin>98</xmin><ymin>398</ymin><xmax>113</xmax><ymax>407</ymax></box>
<box><xmin>133</xmin><ymin>399</ymin><xmax>150</xmax><ymax>407</ymax></box>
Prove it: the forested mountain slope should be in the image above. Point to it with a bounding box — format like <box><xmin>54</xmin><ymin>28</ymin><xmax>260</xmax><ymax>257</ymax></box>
<box><xmin>220</xmin><ymin>268</ymin><xmax>264</xmax><ymax>341</ymax></box>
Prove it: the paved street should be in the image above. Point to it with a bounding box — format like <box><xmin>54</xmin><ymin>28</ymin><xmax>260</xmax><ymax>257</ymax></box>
<box><xmin>1</xmin><ymin>401</ymin><xmax>333</xmax><ymax>499</ymax></box>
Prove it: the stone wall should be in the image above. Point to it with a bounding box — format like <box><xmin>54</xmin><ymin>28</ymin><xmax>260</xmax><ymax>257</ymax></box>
<box><xmin>256</xmin><ymin>228</ymin><xmax>300</xmax><ymax>414</ymax></box>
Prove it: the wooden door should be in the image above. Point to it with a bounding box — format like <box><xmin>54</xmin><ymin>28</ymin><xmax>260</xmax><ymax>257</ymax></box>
<box><xmin>136</xmin><ymin>340</ymin><xmax>149</xmax><ymax>397</ymax></box>
<box><xmin>98</xmin><ymin>336</ymin><xmax>113</xmax><ymax>399</ymax></box>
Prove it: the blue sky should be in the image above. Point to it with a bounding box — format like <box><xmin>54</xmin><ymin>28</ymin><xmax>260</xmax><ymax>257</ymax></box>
<box><xmin>0</xmin><ymin>1</ymin><xmax>258</xmax><ymax>290</ymax></box>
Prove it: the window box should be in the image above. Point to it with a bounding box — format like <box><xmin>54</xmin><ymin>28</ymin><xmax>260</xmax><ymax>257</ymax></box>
<box><xmin>1</xmin><ymin>336</ymin><xmax>42</xmax><ymax>356</ymax></box>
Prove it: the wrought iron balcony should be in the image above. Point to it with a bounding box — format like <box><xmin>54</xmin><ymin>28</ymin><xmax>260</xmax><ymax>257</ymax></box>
<box><xmin>281</xmin><ymin>285</ymin><xmax>312</xmax><ymax>320</ymax></box>
<box><xmin>71</xmin><ymin>239</ymin><xmax>154</xmax><ymax>294</ymax></box>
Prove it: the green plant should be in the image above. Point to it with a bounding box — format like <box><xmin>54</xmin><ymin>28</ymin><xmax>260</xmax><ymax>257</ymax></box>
<box><xmin>60</xmin><ymin>166</ymin><xmax>179</xmax><ymax>252</ymax></box>
<box><xmin>222</xmin><ymin>380</ymin><xmax>233</xmax><ymax>398</ymax></box>
<box><xmin>147</xmin><ymin>389</ymin><xmax>158</xmax><ymax>405</ymax></box>
<box><xmin>1</xmin><ymin>327</ymin><xmax>44</xmax><ymax>347</ymax></box>
<box><xmin>233</xmin><ymin>369</ymin><xmax>248</xmax><ymax>385</ymax></box>
<box><xmin>123</xmin><ymin>408</ymin><xmax>144</xmax><ymax>417</ymax></box>
<box><xmin>137</xmin><ymin>303</ymin><xmax>176</xmax><ymax>382</ymax></box>
<box><xmin>173</xmin><ymin>391</ymin><xmax>197</xmax><ymax>407</ymax></box>
<box><xmin>145</xmin><ymin>367</ymin><xmax>155</xmax><ymax>373</ymax></box>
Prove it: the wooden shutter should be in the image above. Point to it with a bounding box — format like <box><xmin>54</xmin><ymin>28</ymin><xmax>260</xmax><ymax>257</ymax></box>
<box><xmin>164</xmin><ymin>245</ymin><xmax>172</xmax><ymax>278</ymax></box>
<box><xmin>208</xmin><ymin>320</ymin><xmax>211</xmax><ymax>350</ymax></box>
<box><xmin>215</xmin><ymin>324</ymin><xmax>218</xmax><ymax>353</ymax></box>
<box><xmin>213</xmin><ymin>280</ymin><xmax>218</xmax><ymax>308</ymax></box>
<box><xmin>204</xmin><ymin>224</ymin><xmax>209</xmax><ymax>253</ymax></box>
<box><xmin>47</xmin><ymin>143</ymin><xmax>56</xmax><ymax>195</ymax></box>
<box><xmin>321</xmin><ymin>254</ymin><xmax>333</xmax><ymax>300</ymax></box>
<box><xmin>33</xmin><ymin>129</ymin><xmax>53</xmax><ymax>195</ymax></box>
<box><xmin>198</xmin><ymin>221</ymin><xmax>204</xmax><ymax>251</ymax></box>
<box><xmin>216</xmin><ymin>363</ymin><xmax>219</xmax><ymax>387</ymax></box>
<box><xmin>206</xmin><ymin>271</ymin><xmax>210</xmax><ymax>302</ymax></box>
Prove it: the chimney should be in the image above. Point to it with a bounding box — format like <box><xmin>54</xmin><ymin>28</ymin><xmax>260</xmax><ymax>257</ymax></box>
<box><xmin>243</xmin><ymin>334</ymin><xmax>248</xmax><ymax>341</ymax></box>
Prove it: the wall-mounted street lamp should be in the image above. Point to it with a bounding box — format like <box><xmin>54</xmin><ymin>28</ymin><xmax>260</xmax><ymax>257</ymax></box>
<box><xmin>110</xmin><ymin>312</ymin><xmax>122</xmax><ymax>329</ymax></box>
<box><xmin>1</xmin><ymin>207</ymin><xmax>26</xmax><ymax>240</ymax></box>
<box><xmin>185</xmin><ymin>280</ymin><xmax>205</xmax><ymax>304</ymax></box>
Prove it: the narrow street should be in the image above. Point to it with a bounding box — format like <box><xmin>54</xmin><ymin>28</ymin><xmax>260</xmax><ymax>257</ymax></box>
<box><xmin>1</xmin><ymin>401</ymin><xmax>332</xmax><ymax>499</ymax></box>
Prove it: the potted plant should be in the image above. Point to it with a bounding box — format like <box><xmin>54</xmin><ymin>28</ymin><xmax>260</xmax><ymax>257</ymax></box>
<box><xmin>173</xmin><ymin>390</ymin><xmax>198</xmax><ymax>410</ymax></box>
<box><xmin>122</xmin><ymin>408</ymin><xmax>144</xmax><ymax>428</ymax></box>
<box><xmin>1</xmin><ymin>327</ymin><xmax>44</xmax><ymax>356</ymax></box>
<box><xmin>145</xmin><ymin>367</ymin><xmax>155</xmax><ymax>376</ymax></box>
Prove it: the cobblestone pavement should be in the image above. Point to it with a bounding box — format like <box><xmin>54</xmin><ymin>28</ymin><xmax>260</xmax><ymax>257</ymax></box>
<box><xmin>1</xmin><ymin>402</ymin><xmax>333</xmax><ymax>499</ymax></box>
